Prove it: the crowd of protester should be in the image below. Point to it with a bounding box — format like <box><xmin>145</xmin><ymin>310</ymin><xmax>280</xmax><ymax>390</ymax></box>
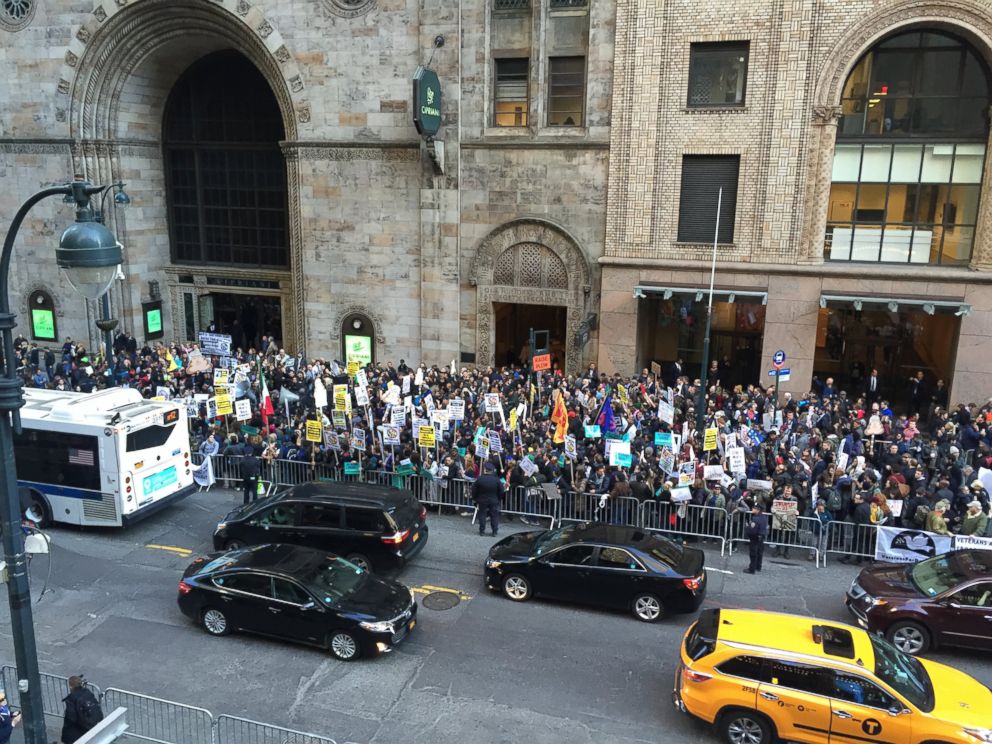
<box><xmin>14</xmin><ymin>332</ymin><xmax>992</xmax><ymax>556</ymax></box>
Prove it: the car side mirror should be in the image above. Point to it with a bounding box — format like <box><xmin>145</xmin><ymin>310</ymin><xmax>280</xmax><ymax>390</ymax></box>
<box><xmin>887</xmin><ymin>707</ymin><xmax>910</xmax><ymax>717</ymax></box>
<box><xmin>301</xmin><ymin>601</ymin><xmax>316</xmax><ymax>611</ymax></box>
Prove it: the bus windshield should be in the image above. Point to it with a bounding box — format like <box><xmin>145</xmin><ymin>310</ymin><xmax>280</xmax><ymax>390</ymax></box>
<box><xmin>126</xmin><ymin>424</ymin><xmax>178</xmax><ymax>452</ymax></box>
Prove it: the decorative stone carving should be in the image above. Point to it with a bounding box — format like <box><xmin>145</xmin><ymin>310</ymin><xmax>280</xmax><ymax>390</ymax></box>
<box><xmin>65</xmin><ymin>51</ymin><xmax>79</xmax><ymax>68</ymax></box>
<box><xmin>328</xmin><ymin>304</ymin><xmax>387</xmax><ymax>343</ymax></box>
<box><xmin>289</xmin><ymin>145</ymin><xmax>418</xmax><ymax>162</ymax></box>
<box><xmin>236</xmin><ymin>0</ymin><xmax>250</xmax><ymax>16</ymax></box>
<box><xmin>297</xmin><ymin>103</ymin><xmax>311</xmax><ymax>123</ymax></box>
<box><xmin>322</xmin><ymin>0</ymin><xmax>376</xmax><ymax>19</ymax></box>
<box><xmin>55</xmin><ymin>108</ymin><xmax>67</xmax><ymax>122</ymax></box>
<box><xmin>76</xmin><ymin>26</ymin><xmax>90</xmax><ymax>43</ymax></box>
<box><xmin>114</xmin><ymin>0</ymin><xmax>127</xmax><ymax>7</ymax></box>
<box><xmin>0</xmin><ymin>0</ymin><xmax>35</xmax><ymax>31</ymax></box>
<box><xmin>57</xmin><ymin>78</ymin><xmax>71</xmax><ymax>95</ymax></box>
<box><xmin>256</xmin><ymin>19</ymin><xmax>273</xmax><ymax>38</ymax></box>
<box><xmin>93</xmin><ymin>6</ymin><xmax>107</xmax><ymax>22</ymax></box>
<box><xmin>812</xmin><ymin>105</ymin><xmax>843</xmax><ymax>125</ymax></box>
<box><xmin>289</xmin><ymin>74</ymin><xmax>303</xmax><ymax>93</ymax></box>
<box><xmin>274</xmin><ymin>45</ymin><xmax>291</xmax><ymax>63</ymax></box>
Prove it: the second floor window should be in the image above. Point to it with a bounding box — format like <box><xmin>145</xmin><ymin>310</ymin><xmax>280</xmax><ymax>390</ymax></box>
<box><xmin>677</xmin><ymin>155</ymin><xmax>740</xmax><ymax>243</ymax></box>
<box><xmin>494</xmin><ymin>58</ymin><xmax>529</xmax><ymax>127</ymax></box>
<box><xmin>548</xmin><ymin>56</ymin><xmax>586</xmax><ymax>126</ymax></box>
<box><xmin>688</xmin><ymin>41</ymin><xmax>749</xmax><ymax>107</ymax></box>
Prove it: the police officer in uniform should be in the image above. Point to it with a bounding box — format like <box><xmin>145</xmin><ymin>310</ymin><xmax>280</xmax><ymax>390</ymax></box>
<box><xmin>743</xmin><ymin>503</ymin><xmax>769</xmax><ymax>574</ymax></box>
<box><xmin>473</xmin><ymin>461</ymin><xmax>504</xmax><ymax>537</ymax></box>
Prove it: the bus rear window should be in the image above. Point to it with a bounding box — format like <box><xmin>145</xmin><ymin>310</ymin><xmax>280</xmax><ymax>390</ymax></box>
<box><xmin>126</xmin><ymin>424</ymin><xmax>177</xmax><ymax>452</ymax></box>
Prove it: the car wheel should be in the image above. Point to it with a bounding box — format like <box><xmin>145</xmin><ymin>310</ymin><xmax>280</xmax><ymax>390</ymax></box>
<box><xmin>345</xmin><ymin>553</ymin><xmax>373</xmax><ymax>573</ymax></box>
<box><xmin>201</xmin><ymin>607</ymin><xmax>231</xmax><ymax>636</ymax></box>
<box><xmin>223</xmin><ymin>539</ymin><xmax>245</xmax><ymax>551</ymax></box>
<box><xmin>329</xmin><ymin>631</ymin><xmax>360</xmax><ymax>661</ymax></box>
<box><xmin>886</xmin><ymin>621</ymin><xmax>930</xmax><ymax>655</ymax></box>
<box><xmin>632</xmin><ymin>593</ymin><xmax>665</xmax><ymax>623</ymax></box>
<box><xmin>718</xmin><ymin>709</ymin><xmax>773</xmax><ymax>744</ymax></box>
<box><xmin>502</xmin><ymin>574</ymin><xmax>532</xmax><ymax>602</ymax></box>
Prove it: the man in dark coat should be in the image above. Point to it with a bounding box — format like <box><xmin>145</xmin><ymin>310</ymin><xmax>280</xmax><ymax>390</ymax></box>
<box><xmin>473</xmin><ymin>461</ymin><xmax>504</xmax><ymax>537</ymax></box>
<box><xmin>61</xmin><ymin>675</ymin><xmax>103</xmax><ymax>744</ymax></box>
<box><xmin>743</xmin><ymin>504</ymin><xmax>768</xmax><ymax>574</ymax></box>
<box><xmin>241</xmin><ymin>450</ymin><xmax>261</xmax><ymax>505</ymax></box>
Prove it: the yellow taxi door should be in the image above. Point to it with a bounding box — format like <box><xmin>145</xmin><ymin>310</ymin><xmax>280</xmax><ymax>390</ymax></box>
<box><xmin>756</xmin><ymin>660</ymin><xmax>834</xmax><ymax>743</ymax></box>
<box><xmin>827</xmin><ymin>670</ymin><xmax>912</xmax><ymax>744</ymax></box>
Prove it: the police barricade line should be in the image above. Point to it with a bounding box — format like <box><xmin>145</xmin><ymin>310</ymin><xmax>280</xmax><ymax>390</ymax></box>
<box><xmin>554</xmin><ymin>489</ymin><xmax>602</xmax><ymax>526</ymax></box>
<box><xmin>102</xmin><ymin>688</ymin><xmax>214</xmax><ymax>744</ymax></box>
<box><xmin>824</xmin><ymin>521</ymin><xmax>879</xmax><ymax>565</ymax></box>
<box><xmin>0</xmin><ymin>665</ymin><xmax>95</xmax><ymax>722</ymax></box>
<box><xmin>215</xmin><ymin>714</ymin><xmax>338</xmax><ymax>744</ymax></box>
<box><xmin>588</xmin><ymin>495</ymin><xmax>642</xmax><ymax>529</ymax></box>
<box><xmin>641</xmin><ymin>501</ymin><xmax>729</xmax><ymax>554</ymax></box>
<box><xmin>494</xmin><ymin>485</ymin><xmax>558</xmax><ymax>526</ymax></box>
<box><xmin>726</xmin><ymin>512</ymin><xmax>825</xmax><ymax>566</ymax></box>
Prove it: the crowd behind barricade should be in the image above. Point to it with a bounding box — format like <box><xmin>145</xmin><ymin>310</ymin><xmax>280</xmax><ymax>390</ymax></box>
<box><xmin>14</xmin><ymin>332</ymin><xmax>992</xmax><ymax>559</ymax></box>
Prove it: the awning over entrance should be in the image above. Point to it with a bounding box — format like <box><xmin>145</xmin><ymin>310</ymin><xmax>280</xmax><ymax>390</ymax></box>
<box><xmin>819</xmin><ymin>294</ymin><xmax>971</xmax><ymax>316</ymax></box>
<box><xmin>633</xmin><ymin>285</ymin><xmax>768</xmax><ymax>305</ymax></box>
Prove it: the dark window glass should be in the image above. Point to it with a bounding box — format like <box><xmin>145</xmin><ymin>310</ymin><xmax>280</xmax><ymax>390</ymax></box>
<box><xmin>126</xmin><ymin>425</ymin><xmax>177</xmax><ymax>452</ymax></box>
<box><xmin>163</xmin><ymin>50</ymin><xmax>288</xmax><ymax>268</ymax></box>
<box><xmin>677</xmin><ymin>155</ymin><xmax>740</xmax><ymax>243</ymax></box>
<box><xmin>952</xmin><ymin>582</ymin><xmax>992</xmax><ymax>607</ymax></box>
<box><xmin>216</xmin><ymin>573</ymin><xmax>271</xmax><ymax>597</ymax></box>
<box><xmin>13</xmin><ymin>429</ymin><xmax>100</xmax><ymax>491</ymax></box>
<box><xmin>717</xmin><ymin>656</ymin><xmax>763</xmax><ymax>681</ymax></box>
<box><xmin>764</xmin><ymin>660</ymin><xmax>832</xmax><ymax>696</ymax></box>
<box><xmin>272</xmin><ymin>578</ymin><xmax>311</xmax><ymax>604</ymax></box>
<box><xmin>258</xmin><ymin>503</ymin><xmax>297</xmax><ymax>527</ymax></box>
<box><xmin>830</xmin><ymin>672</ymin><xmax>897</xmax><ymax>710</ymax></box>
<box><xmin>494</xmin><ymin>58</ymin><xmax>529</xmax><ymax>127</ymax></box>
<box><xmin>345</xmin><ymin>507</ymin><xmax>386</xmax><ymax>532</ymax></box>
<box><xmin>688</xmin><ymin>42</ymin><xmax>749</xmax><ymax>107</ymax></box>
<box><xmin>548</xmin><ymin>56</ymin><xmax>585</xmax><ymax>126</ymax></box>
<box><xmin>596</xmin><ymin>546</ymin><xmax>642</xmax><ymax>570</ymax></box>
<box><xmin>546</xmin><ymin>544</ymin><xmax>596</xmax><ymax>565</ymax></box>
<box><xmin>299</xmin><ymin>503</ymin><xmax>343</xmax><ymax>529</ymax></box>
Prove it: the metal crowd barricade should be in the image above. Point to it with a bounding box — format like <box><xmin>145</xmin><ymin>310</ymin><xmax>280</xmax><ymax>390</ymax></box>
<box><xmin>215</xmin><ymin>714</ymin><xmax>340</xmax><ymax>744</ymax></box>
<box><xmin>0</xmin><ymin>664</ymin><xmax>95</xmax><ymax>722</ymax></box>
<box><xmin>641</xmin><ymin>501</ymin><xmax>729</xmax><ymax>554</ymax></box>
<box><xmin>727</xmin><ymin>512</ymin><xmax>827</xmax><ymax>566</ymax></box>
<box><xmin>824</xmin><ymin>520</ymin><xmax>879</xmax><ymax>565</ymax></box>
<box><xmin>498</xmin><ymin>484</ymin><xmax>558</xmax><ymax>526</ymax></box>
<box><xmin>102</xmin><ymin>687</ymin><xmax>214</xmax><ymax>744</ymax></box>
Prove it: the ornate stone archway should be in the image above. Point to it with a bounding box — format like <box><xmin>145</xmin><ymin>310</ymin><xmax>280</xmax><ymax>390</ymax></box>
<box><xmin>800</xmin><ymin>1</ymin><xmax>992</xmax><ymax>269</ymax></box>
<box><xmin>471</xmin><ymin>220</ymin><xmax>591</xmax><ymax>373</ymax></box>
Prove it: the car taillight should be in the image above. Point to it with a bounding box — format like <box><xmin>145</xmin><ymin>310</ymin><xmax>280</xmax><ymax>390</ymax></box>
<box><xmin>381</xmin><ymin>529</ymin><xmax>411</xmax><ymax>545</ymax></box>
<box><xmin>178</xmin><ymin>581</ymin><xmax>193</xmax><ymax>595</ymax></box>
<box><xmin>682</xmin><ymin>667</ymin><xmax>712</xmax><ymax>684</ymax></box>
<box><xmin>420</xmin><ymin>507</ymin><xmax>427</xmax><ymax>521</ymax></box>
<box><xmin>683</xmin><ymin>577</ymin><xmax>703</xmax><ymax>592</ymax></box>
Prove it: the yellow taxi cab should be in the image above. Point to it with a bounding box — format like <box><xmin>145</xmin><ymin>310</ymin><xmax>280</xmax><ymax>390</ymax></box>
<box><xmin>673</xmin><ymin>607</ymin><xmax>992</xmax><ymax>744</ymax></box>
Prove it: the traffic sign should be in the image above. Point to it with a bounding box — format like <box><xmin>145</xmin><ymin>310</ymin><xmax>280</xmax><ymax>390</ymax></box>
<box><xmin>768</xmin><ymin>368</ymin><xmax>791</xmax><ymax>376</ymax></box>
<box><xmin>772</xmin><ymin>349</ymin><xmax>786</xmax><ymax>368</ymax></box>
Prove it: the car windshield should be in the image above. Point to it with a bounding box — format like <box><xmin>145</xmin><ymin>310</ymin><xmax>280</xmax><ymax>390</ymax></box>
<box><xmin>304</xmin><ymin>557</ymin><xmax>368</xmax><ymax>605</ymax></box>
<box><xmin>534</xmin><ymin>525</ymin><xmax>580</xmax><ymax>555</ymax></box>
<box><xmin>869</xmin><ymin>634</ymin><xmax>934</xmax><ymax>712</ymax></box>
<box><xmin>909</xmin><ymin>551</ymin><xmax>992</xmax><ymax>597</ymax></box>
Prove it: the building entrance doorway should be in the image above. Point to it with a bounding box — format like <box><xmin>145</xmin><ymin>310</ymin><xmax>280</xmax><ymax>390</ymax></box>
<box><xmin>493</xmin><ymin>302</ymin><xmax>567</xmax><ymax>369</ymax></box>
<box><xmin>813</xmin><ymin>306</ymin><xmax>959</xmax><ymax>412</ymax></box>
<box><xmin>205</xmin><ymin>293</ymin><xmax>282</xmax><ymax>351</ymax></box>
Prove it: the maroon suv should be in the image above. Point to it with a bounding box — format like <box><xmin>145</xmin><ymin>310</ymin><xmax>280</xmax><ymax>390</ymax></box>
<box><xmin>845</xmin><ymin>548</ymin><xmax>992</xmax><ymax>655</ymax></box>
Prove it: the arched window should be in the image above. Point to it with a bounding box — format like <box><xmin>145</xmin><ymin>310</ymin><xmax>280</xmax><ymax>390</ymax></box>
<box><xmin>827</xmin><ymin>30</ymin><xmax>991</xmax><ymax>265</ymax></box>
<box><xmin>163</xmin><ymin>50</ymin><xmax>289</xmax><ymax>268</ymax></box>
<box><xmin>341</xmin><ymin>313</ymin><xmax>375</xmax><ymax>366</ymax></box>
<box><xmin>27</xmin><ymin>289</ymin><xmax>56</xmax><ymax>341</ymax></box>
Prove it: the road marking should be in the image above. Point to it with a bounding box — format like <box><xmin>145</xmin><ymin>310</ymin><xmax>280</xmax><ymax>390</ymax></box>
<box><xmin>145</xmin><ymin>544</ymin><xmax>193</xmax><ymax>557</ymax></box>
<box><xmin>410</xmin><ymin>584</ymin><xmax>472</xmax><ymax>601</ymax></box>
<box><xmin>704</xmin><ymin>566</ymin><xmax>734</xmax><ymax>575</ymax></box>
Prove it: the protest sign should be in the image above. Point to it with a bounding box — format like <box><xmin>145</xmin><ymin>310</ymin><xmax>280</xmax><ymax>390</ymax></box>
<box><xmin>391</xmin><ymin>407</ymin><xmax>407</xmax><ymax>427</ymax></box>
<box><xmin>650</xmin><ymin>361</ymin><xmax>661</xmax><ymax>376</ymax></box>
<box><xmin>413</xmin><ymin>417</ymin><xmax>431</xmax><ymax>436</ymax></box>
<box><xmin>186</xmin><ymin>351</ymin><xmax>211</xmax><ymax>375</ymax></box>
<box><xmin>431</xmin><ymin>409</ymin><xmax>449</xmax><ymax>430</ymax></box>
<box><xmin>448</xmin><ymin>398</ymin><xmax>465</xmax><ymax>420</ymax></box>
<box><xmin>355</xmin><ymin>368</ymin><xmax>368</xmax><ymax>390</ymax></box>
<box><xmin>418</xmin><ymin>425</ymin><xmax>436</xmax><ymax>448</ymax></box>
<box><xmin>876</xmin><ymin>526</ymin><xmax>954</xmax><ymax>563</ymax></box>
<box><xmin>347</xmin><ymin>360</ymin><xmax>361</xmax><ymax>377</ymax></box>
<box><xmin>324</xmin><ymin>430</ymin><xmax>341</xmax><ymax>451</ymax></box>
<box><xmin>489</xmin><ymin>430</ymin><xmax>503</xmax><ymax>453</ymax></box>
<box><xmin>352</xmin><ymin>428</ymin><xmax>367</xmax><ymax>451</ymax></box>
<box><xmin>155</xmin><ymin>386</ymin><xmax>171</xmax><ymax>400</ymax></box>
<box><xmin>654</xmin><ymin>431</ymin><xmax>673</xmax><ymax>448</ymax></box>
<box><xmin>475</xmin><ymin>438</ymin><xmax>490</xmax><ymax>459</ymax></box>
<box><xmin>746</xmin><ymin>479</ymin><xmax>773</xmax><ymax>492</ymax></box>
<box><xmin>414</xmin><ymin>367</ymin><xmax>424</xmax><ymax>387</ymax></box>
<box><xmin>215</xmin><ymin>392</ymin><xmax>233</xmax><ymax>416</ymax></box>
<box><xmin>383</xmin><ymin>385</ymin><xmax>401</xmax><ymax>405</ymax></box>
<box><xmin>614</xmin><ymin>451</ymin><xmax>633</xmax><ymax>468</ymax></box>
<box><xmin>703</xmin><ymin>427</ymin><xmax>719</xmax><ymax>451</ymax></box>
<box><xmin>206</xmin><ymin>398</ymin><xmax>218</xmax><ymax>419</ymax></box>
<box><xmin>671</xmin><ymin>487</ymin><xmax>692</xmax><ymax>503</ymax></box>
<box><xmin>185</xmin><ymin>400</ymin><xmax>199</xmax><ymax>418</ymax></box>
<box><xmin>726</xmin><ymin>446</ymin><xmax>746</xmax><ymax>474</ymax></box>
<box><xmin>532</xmin><ymin>353</ymin><xmax>551</xmax><ymax>372</ymax></box>
<box><xmin>584</xmin><ymin>425</ymin><xmax>601</xmax><ymax>439</ymax></box>
<box><xmin>355</xmin><ymin>385</ymin><xmax>370</xmax><ymax>407</ymax></box>
<box><xmin>659</xmin><ymin>449</ymin><xmax>675</xmax><ymax>474</ymax></box>
<box><xmin>382</xmin><ymin>425</ymin><xmax>401</xmax><ymax>446</ymax></box>
<box><xmin>331</xmin><ymin>411</ymin><xmax>347</xmax><ymax>429</ymax></box>
<box><xmin>306</xmin><ymin>420</ymin><xmax>322</xmax><ymax>442</ymax></box>
<box><xmin>703</xmin><ymin>465</ymin><xmax>724</xmax><ymax>481</ymax></box>
<box><xmin>484</xmin><ymin>393</ymin><xmax>501</xmax><ymax>413</ymax></box>
<box><xmin>658</xmin><ymin>401</ymin><xmax>674</xmax><ymax>425</ymax></box>
<box><xmin>519</xmin><ymin>457</ymin><xmax>538</xmax><ymax>477</ymax></box>
<box><xmin>564</xmin><ymin>435</ymin><xmax>577</xmax><ymax>461</ymax></box>
<box><xmin>333</xmin><ymin>384</ymin><xmax>350</xmax><ymax>412</ymax></box>
<box><xmin>608</xmin><ymin>441</ymin><xmax>631</xmax><ymax>467</ymax></box>
<box><xmin>198</xmin><ymin>332</ymin><xmax>232</xmax><ymax>356</ymax></box>
<box><xmin>213</xmin><ymin>368</ymin><xmax>230</xmax><ymax>386</ymax></box>
<box><xmin>234</xmin><ymin>398</ymin><xmax>251</xmax><ymax>421</ymax></box>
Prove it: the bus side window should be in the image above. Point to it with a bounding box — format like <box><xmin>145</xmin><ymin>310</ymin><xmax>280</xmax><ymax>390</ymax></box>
<box><xmin>13</xmin><ymin>428</ymin><xmax>100</xmax><ymax>491</ymax></box>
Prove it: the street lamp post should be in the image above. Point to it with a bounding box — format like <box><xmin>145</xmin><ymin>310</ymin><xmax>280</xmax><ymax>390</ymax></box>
<box><xmin>94</xmin><ymin>184</ymin><xmax>129</xmax><ymax>364</ymax></box>
<box><xmin>1</xmin><ymin>178</ymin><xmax>124</xmax><ymax>744</ymax></box>
<box><xmin>695</xmin><ymin>187</ymin><xmax>722</xmax><ymax>433</ymax></box>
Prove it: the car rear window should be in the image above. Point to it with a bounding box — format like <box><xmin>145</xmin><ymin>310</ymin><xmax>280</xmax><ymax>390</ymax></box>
<box><xmin>686</xmin><ymin>609</ymin><xmax>719</xmax><ymax>661</ymax></box>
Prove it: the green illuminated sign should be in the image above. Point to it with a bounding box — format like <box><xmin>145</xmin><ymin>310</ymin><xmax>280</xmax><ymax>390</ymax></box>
<box><xmin>146</xmin><ymin>308</ymin><xmax>162</xmax><ymax>334</ymax></box>
<box><xmin>31</xmin><ymin>308</ymin><xmax>56</xmax><ymax>340</ymax></box>
<box><xmin>345</xmin><ymin>334</ymin><xmax>373</xmax><ymax>365</ymax></box>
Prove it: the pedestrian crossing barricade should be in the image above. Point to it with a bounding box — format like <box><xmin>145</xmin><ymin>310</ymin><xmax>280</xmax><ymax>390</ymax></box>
<box><xmin>103</xmin><ymin>687</ymin><xmax>214</xmax><ymax>744</ymax></box>
<box><xmin>641</xmin><ymin>501</ymin><xmax>728</xmax><ymax>554</ymax></box>
<box><xmin>824</xmin><ymin>520</ymin><xmax>879</xmax><ymax>565</ymax></box>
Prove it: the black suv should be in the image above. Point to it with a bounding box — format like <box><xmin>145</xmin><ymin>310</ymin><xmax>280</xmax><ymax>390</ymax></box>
<box><xmin>213</xmin><ymin>482</ymin><xmax>428</xmax><ymax>573</ymax></box>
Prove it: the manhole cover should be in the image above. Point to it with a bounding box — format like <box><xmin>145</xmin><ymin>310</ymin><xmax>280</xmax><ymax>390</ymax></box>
<box><xmin>422</xmin><ymin>591</ymin><xmax>461</xmax><ymax>610</ymax></box>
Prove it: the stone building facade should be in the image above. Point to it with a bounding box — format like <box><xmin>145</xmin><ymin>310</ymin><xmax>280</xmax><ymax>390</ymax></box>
<box><xmin>0</xmin><ymin>0</ymin><xmax>613</xmax><ymax>370</ymax></box>
<box><xmin>601</xmin><ymin>0</ymin><xmax>992</xmax><ymax>407</ymax></box>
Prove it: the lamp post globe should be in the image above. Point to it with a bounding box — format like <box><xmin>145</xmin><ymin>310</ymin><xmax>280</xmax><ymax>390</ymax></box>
<box><xmin>56</xmin><ymin>219</ymin><xmax>122</xmax><ymax>300</ymax></box>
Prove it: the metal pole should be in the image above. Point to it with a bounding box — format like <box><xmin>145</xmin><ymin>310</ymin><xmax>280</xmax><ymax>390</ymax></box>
<box><xmin>0</xmin><ymin>185</ymin><xmax>72</xmax><ymax>744</ymax></box>
<box><xmin>695</xmin><ymin>187</ymin><xmax>722</xmax><ymax>433</ymax></box>
<box><xmin>101</xmin><ymin>291</ymin><xmax>114</xmax><ymax>363</ymax></box>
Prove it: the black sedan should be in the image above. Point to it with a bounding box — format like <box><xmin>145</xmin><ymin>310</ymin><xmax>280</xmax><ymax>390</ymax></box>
<box><xmin>177</xmin><ymin>544</ymin><xmax>417</xmax><ymax>660</ymax></box>
<box><xmin>484</xmin><ymin>522</ymin><xmax>706</xmax><ymax>622</ymax></box>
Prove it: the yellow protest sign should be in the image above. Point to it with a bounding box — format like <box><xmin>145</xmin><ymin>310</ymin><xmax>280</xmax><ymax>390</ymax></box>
<box><xmin>617</xmin><ymin>384</ymin><xmax>629</xmax><ymax>405</ymax></box>
<box><xmin>333</xmin><ymin>384</ymin><xmax>350</xmax><ymax>412</ymax></box>
<box><xmin>347</xmin><ymin>360</ymin><xmax>361</xmax><ymax>377</ymax></box>
<box><xmin>418</xmin><ymin>424</ymin><xmax>436</xmax><ymax>448</ymax></box>
<box><xmin>703</xmin><ymin>427</ymin><xmax>719</xmax><ymax>451</ymax></box>
<box><xmin>508</xmin><ymin>408</ymin><xmax>518</xmax><ymax>431</ymax></box>
<box><xmin>215</xmin><ymin>390</ymin><xmax>233</xmax><ymax>416</ymax></box>
<box><xmin>306</xmin><ymin>420</ymin><xmax>323</xmax><ymax>442</ymax></box>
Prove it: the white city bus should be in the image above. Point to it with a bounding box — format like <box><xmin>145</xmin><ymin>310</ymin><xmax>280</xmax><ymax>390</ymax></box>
<box><xmin>16</xmin><ymin>388</ymin><xmax>196</xmax><ymax>527</ymax></box>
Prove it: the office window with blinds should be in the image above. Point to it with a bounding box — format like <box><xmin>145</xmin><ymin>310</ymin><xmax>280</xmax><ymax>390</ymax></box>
<box><xmin>677</xmin><ymin>155</ymin><xmax>740</xmax><ymax>243</ymax></box>
<box><xmin>494</xmin><ymin>58</ymin><xmax>529</xmax><ymax>127</ymax></box>
<box><xmin>548</xmin><ymin>56</ymin><xmax>586</xmax><ymax>126</ymax></box>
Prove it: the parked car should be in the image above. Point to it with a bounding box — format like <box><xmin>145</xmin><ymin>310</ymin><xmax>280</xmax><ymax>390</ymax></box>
<box><xmin>846</xmin><ymin>548</ymin><xmax>992</xmax><ymax>654</ymax></box>
<box><xmin>484</xmin><ymin>522</ymin><xmax>706</xmax><ymax>622</ymax></box>
<box><xmin>177</xmin><ymin>543</ymin><xmax>417</xmax><ymax>660</ymax></box>
<box><xmin>213</xmin><ymin>482</ymin><xmax>428</xmax><ymax>572</ymax></box>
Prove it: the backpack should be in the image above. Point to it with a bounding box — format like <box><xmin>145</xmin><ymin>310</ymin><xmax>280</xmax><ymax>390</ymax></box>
<box><xmin>913</xmin><ymin>503</ymin><xmax>930</xmax><ymax>528</ymax></box>
<box><xmin>74</xmin><ymin>689</ymin><xmax>104</xmax><ymax>731</ymax></box>
<box><xmin>824</xmin><ymin>487</ymin><xmax>842</xmax><ymax>513</ymax></box>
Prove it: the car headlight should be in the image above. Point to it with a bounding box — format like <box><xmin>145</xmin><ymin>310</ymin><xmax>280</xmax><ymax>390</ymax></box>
<box><xmin>963</xmin><ymin>728</ymin><xmax>992</xmax><ymax>743</ymax></box>
<box><xmin>867</xmin><ymin>597</ymin><xmax>888</xmax><ymax>609</ymax></box>
<box><xmin>215</xmin><ymin>522</ymin><xmax>227</xmax><ymax>533</ymax></box>
<box><xmin>486</xmin><ymin>558</ymin><xmax>502</xmax><ymax>569</ymax></box>
<box><xmin>359</xmin><ymin>620</ymin><xmax>394</xmax><ymax>633</ymax></box>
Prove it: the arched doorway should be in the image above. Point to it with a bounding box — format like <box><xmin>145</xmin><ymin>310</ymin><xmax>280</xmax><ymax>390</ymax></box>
<box><xmin>471</xmin><ymin>220</ymin><xmax>591</xmax><ymax>373</ymax></box>
<box><xmin>341</xmin><ymin>312</ymin><xmax>376</xmax><ymax>365</ymax></box>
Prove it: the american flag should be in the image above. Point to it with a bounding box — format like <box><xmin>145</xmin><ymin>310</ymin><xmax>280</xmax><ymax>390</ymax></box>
<box><xmin>68</xmin><ymin>448</ymin><xmax>95</xmax><ymax>467</ymax></box>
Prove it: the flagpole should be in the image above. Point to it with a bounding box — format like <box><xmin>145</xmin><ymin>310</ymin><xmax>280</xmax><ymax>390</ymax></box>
<box><xmin>696</xmin><ymin>187</ymin><xmax>722</xmax><ymax>433</ymax></box>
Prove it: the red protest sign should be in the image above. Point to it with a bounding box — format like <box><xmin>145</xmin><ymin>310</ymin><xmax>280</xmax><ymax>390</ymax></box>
<box><xmin>532</xmin><ymin>353</ymin><xmax>551</xmax><ymax>372</ymax></box>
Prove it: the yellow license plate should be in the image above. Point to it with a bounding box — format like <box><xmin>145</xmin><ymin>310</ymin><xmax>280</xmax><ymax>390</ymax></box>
<box><xmin>412</xmin><ymin>532</ymin><xmax>420</xmax><ymax>542</ymax></box>
<box><xmin>409</xmin><ymin>620</ymin><xmax>416</xmax><ymax>630</ymax></box>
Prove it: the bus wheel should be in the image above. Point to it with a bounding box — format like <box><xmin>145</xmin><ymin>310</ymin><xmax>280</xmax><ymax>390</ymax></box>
<box><xmin>23</xmin><ymin>491</ymin><xmax>49</xmax><ymax>528</ymax></box>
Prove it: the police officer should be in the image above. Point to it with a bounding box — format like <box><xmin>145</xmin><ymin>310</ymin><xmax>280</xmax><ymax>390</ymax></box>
<box><xmin>473</xmin><ymin>461</ymin><xmax>504</xmax><ymax>537</ymax></box>
<box><xmin>241</xmin><ymin>450</ymin><xmax>261</xmax><ymax>505</ymax></box>
<box><xmin>743</xmin><ymin>503</ymin><xmax>769</xmax><ymax>574</ymax></box>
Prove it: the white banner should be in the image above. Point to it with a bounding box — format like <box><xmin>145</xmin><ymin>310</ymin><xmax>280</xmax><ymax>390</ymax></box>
<box><xmin>391</xmin><ymin>407</ymin><xmax>407</xmax><ymax>427</ymax></box>
<box><xmin>875</xmin><ymin>526</ymin><xmax>955</xmax><ymax>564</ymax></box>
<box><xmin>671</xmin><ymin>487</ymin><xmax>692</xmax><ymax>503</ymax></box>
<box><xmin>234</xmin><ymin>398</ymin><xmax>251</xmax><ymax>421</ymax></box>
<box><xmin>726</xmin><ymin>446</ymin><xmax>746</xmax><ymax>475</ymax></box>
<box><xmin>448</xmin><ymin>398</ymin><xmax>465</xmax><ymax>420</ymax></box>
<box><xmin>703</xmin><ymin>465</ymin><xmax>724</xmax><ymax>481</ymax></box>
<box><xmin>313</xmin><ymin>378</ymin><xmax>328</xmax><ymax>410</ymax></box>
<box><xmin>953</xmin><ymin>534</ymin><xmax>992</xmax><ymax>552</ymax></box>
<box><xmin>192</xmin><ymin>457</ymin><xmax>215</xmax><ymax>488</ymax></box>
<box><xmin>658</xmin><ymin>400</ymin><xmax>675</xmax><ymax>425</ymax></box>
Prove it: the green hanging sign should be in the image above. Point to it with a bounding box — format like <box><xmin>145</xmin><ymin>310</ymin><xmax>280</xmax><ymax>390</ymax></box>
<box><xmin>412</xmin><ymin>66</ymin><xmax>442</xmax><ymax>137</ymax></box>
<box><xmin>31</xmin><ymin>308</ymin><xmax>56</xmax><ymax>341</ymax></box>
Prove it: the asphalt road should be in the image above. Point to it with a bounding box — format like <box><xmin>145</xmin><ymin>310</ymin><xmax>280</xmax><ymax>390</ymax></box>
<box><xmin>1</xmin><ymin>489</ymin><xmax>989</xmax><ymax>744</ymax></box>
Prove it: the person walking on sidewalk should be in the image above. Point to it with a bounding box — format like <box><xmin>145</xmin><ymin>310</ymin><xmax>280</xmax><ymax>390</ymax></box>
<box><xmin>60</xmin><ymin>675</ymin><xmax>103</xmax><ymax>744</ymax></box>
<box><xmin>743</xmin><ymin>504</ymin><xmax>768</xmax><ymax>574</ymax></box>
<box><xmin>474</xmin><ymin>461</ymin><xmax>504</xmax><ymax>537</ymax></box>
